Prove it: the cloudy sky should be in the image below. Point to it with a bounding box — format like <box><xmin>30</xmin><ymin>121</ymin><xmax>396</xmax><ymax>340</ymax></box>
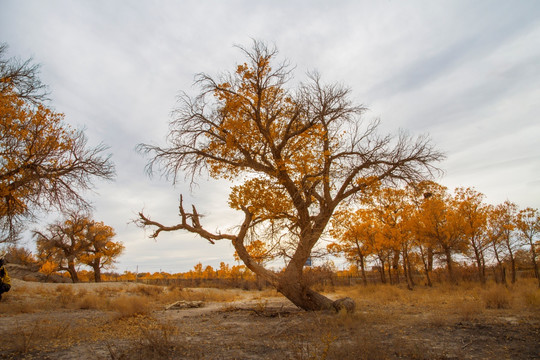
<box><xmin>1</xmin><ymin>0</ymin><xmax>539</xmax><ymax>273</ymax></box>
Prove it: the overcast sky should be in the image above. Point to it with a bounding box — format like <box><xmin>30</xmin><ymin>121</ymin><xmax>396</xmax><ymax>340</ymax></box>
<box><xmin>1</xmin><ymin>0</ymin><xmax>539</xmax><ymax>273</ymax></box>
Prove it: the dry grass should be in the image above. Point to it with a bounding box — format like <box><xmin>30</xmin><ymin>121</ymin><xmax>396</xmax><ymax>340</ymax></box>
<box><xmin>522</xmin><ymin>288</ymin><xmax>540</xmax><ymax>308</ymax></box>
<box><xmin>339</xmin><ymin>280</ymin><xmax>540</xmax><ymax>314</ymax></box>
<box><xmin>111</xmin><ymin>295</ymin><xmax>151</xmax><ymax>318</ymax></box>
<box><xmin>1</xmin><ymin>278</ymin><xmax>539</xmax><ymax>359</ymax></box>
<box><xmin>78</xmin><ymin>293</ymin><xmax>105</xmax><ymax>310</ymax></box>
<box><xmin>3</xmin><ymin>279</ymin><xmax>537</xmax><ymax>316</ymax></box>
<box><xmin>55</xmin><ymin>284</ymin><xmax>77</xmax><ymax>307</ymax></box>
<box><xmin>156</xmin><ymin>286</ymin><xmax>241</xmax><ymax>305</ymax></box>
<box><xmin>106</xmin><ymin>320</ymin><xmax>180</xmax><ymax>360</ymax></box>
<box><xmin>482</xmin><ymin>285</ymin><xmax>512</xmax><ymax>309</ymax></box>
<box><xmin>6</xmin><ymin>319</ymin><xmax>72</xmax><ymax>355</ymax></box>
<box><xmin>131</xmin><ymin>284</ymin><xmax>164</xmax><ymax>297</ymax></box>
<box><xmin>456</xmin><ymin>299</ymin><xmax>484</xmax><ymax>321</ymax></box>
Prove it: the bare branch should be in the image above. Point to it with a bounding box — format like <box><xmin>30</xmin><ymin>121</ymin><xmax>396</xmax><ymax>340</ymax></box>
<box><xmin>136</xmin><ymin>195</ymin><xmax>235</xmax><ymax>243</ymax></box>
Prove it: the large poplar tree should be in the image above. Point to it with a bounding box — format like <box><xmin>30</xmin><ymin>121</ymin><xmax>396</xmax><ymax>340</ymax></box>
<box><xmin>137</xmin><ymin>41</ymin><xmax>443</xmax><ymax>310</ymax></box>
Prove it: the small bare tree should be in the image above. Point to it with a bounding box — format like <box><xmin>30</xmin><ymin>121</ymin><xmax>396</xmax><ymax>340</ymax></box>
<box><xmin>137</xmin><ymin>41</ymin><xmax>444</xmax><ymax>310</ymax></box>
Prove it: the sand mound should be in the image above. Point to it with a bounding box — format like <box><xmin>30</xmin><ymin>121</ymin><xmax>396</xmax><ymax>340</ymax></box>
<box><xmin>5</xmin><ymin>263</ymin><xmax>69</xmax><ymax>283</ymax></box>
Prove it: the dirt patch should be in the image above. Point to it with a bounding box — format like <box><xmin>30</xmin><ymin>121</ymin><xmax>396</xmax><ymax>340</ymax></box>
<box><xmin>1</xmin><ymin>280</ymin><xmax>539</xmax><ymax>359</ymax></box>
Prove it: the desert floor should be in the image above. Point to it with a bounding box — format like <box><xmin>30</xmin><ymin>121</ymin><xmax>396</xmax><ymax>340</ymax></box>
<box><xmin>1</xmin><ymin>278</ymin><xmax>539</xmax><ymax>359</ymax></box>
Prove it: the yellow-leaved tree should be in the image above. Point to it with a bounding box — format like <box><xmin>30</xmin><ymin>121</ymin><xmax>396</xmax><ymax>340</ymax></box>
<box><xmin>137</xmin><ymin>41</ymin><xmax>444</xmax><ymax>311</ymax></box>
<box><xmin>329</xmin><ymin>207</ymin><xmax>380</xmax><ymax>286</ymax></box>
<box><xmin>35</xmin><ymin>212</ymin><xmax>123</xmax><ymax>282</ymax></box>
<box><xmin>0</xmin><ymin>44</ymin><xmax>115</xmax><ymax>242</ymax></box>
<box><xmin>79</xmin><ymin>220</ymin><xmax>123</xmax><ymax>282</ymax></box>
<box><xmin>453</xmin><ymin>187</ymin><xmax>489</xmax><ymax>284</ymax></box>
<box><xmin>515</xmin><ymin>207</ymin><xmax>540</xmax><ymax>288</ymax></box>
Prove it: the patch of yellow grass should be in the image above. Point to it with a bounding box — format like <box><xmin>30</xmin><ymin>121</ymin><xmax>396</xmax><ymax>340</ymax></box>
<box><xmin>483</xmin><ymin>285</ymin><xmax>512</xmax><ymax>309</ymax></box>
<box><xmin>110</xmin><ymin>295</ymin><xmax>151</xmax><ymax>318</ymax></box>
<box><xmin>156</xmin><ymin>287</ymin><xmax>240</xmax><ymax>305</ymax></box>
<box><xmin>77</xmin><ymin>293</ymin><xmax>104</xmax><ymax>310</ymax></box>
<box><xmin>130</xmin><ymin>284</ymin><xmax>164</xmax><ymax>297</ymax></box>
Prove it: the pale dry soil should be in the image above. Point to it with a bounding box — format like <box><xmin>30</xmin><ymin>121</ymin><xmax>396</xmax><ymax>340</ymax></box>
<box><xmin>0</xmin><ymin>278</ymin><xmax>539</xmax><ymax>359</ymax></box>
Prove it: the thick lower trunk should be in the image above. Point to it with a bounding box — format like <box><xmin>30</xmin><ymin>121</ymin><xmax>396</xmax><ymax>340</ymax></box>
<box><xmin>444</xmin><ymin>247</ymin><xmax>456</xmax><ymax>284</ymax></box>
<box><xmin>231</xmin><ymin>213</ymin><xmax>351</xmax><ymax>311</ymax></box>
<box><xmin>277</xmin><ymin>270</ymin><xmax>334</xmax><ymax>311</ymax></box>
<box><xmin>505</xmin><ymin>237</ymin><xmax>516</xmax><ymax>284</ymax></box>
<box><xmin>392</xmin><ymin>251</ymin><xmax>400</xmax><ymax>285</ymax></box>
<box><xmin>534</xmin><ymin>263</ymin><xmax>540</xmax><ymax>288</ymax></box>
<box><xmin>93</xmin><ymin>264</ymin><xmax>102</xmax><ymax>282</ymax></box>
<box><xmin>480</xmin><ymin>252</ymin><xmax>486</xmax><ymax>283</ymax></box>
<box><xmin>379</xmin><ymin>259</ymin><xmax>387</xmax><ymax>284</ymax></box>
<box><xmin>423</xmin><ymin>263</ymin><xmax>432</xmax><ymax>287</ymax></box>
<box><xmin>387</xmin><ymin>254</ymin><xmax>394</xmax><ymax>285</ymax></box>
<box><xmin>67</xmin><ymin>261</ymin><xmax>79</xmax><ymax>283</ymax></box>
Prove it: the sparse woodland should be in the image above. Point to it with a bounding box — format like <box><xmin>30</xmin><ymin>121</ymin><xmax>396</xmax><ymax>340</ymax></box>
<box><xmin>1</xmin><ymin>41</ymin><xmax>539</xmax><ymax>359</ymax></box>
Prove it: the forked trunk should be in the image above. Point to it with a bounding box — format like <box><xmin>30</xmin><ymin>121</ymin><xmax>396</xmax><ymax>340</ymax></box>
<box><xmin>510</xmin><ymin>255</ymin><xmax>517</xmax><ymax>284</ymax></box>
<box><xmin>359</xmin><ymin>257</ymin><xmax>368</xmax><ymax>286</ymax></box>
<box><xmin>473</xmin><ymin>245</ymin><xmax>485</xmax><ymax>284</ymax></box>
<box><xmin>378</xmin><ymin>258</ymin><xmax>387</xmax><ymax>284</ymax></box>
<box><xmin>67</xmin><ymin>259</ymin><xmax>79</xmax><ymax>283</ymax></box>
<box><xmin>492</xmin><ymin>241</ymin><xmax>507</xmax><ymax>285</ymax></box>
<box><xmin>419</xmin><ymin>245</ymin><xmax>432</xmax><ymax>287</ymax></box>
<box><xmin>402</xmin><ymin>249</ymin><xmax>414</xmax><ymax>290</ymax></box>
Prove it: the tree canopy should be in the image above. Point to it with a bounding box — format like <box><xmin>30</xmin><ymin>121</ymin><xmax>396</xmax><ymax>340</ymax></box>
<box><xmin>0</xmin><ymin>44</ymin><xmax>115</xmax><ymax>242</ymax></box>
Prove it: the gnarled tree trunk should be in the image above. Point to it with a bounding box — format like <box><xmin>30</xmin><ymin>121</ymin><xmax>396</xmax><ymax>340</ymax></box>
<box><xmin>277</xmin><ymin>267</ymin><xmax>334</xmax><ymax>311</ymax></box>
<box><xmin>67</xmin><ymin>258</ymin><xmax>79</xmax><ymax>283</ymax></box>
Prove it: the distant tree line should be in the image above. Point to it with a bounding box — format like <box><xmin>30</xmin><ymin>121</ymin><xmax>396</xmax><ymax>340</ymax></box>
<box><xmin>328</xmin><ymin>181</ymin><xmax>540</xmax><ymax>288</ymax></box>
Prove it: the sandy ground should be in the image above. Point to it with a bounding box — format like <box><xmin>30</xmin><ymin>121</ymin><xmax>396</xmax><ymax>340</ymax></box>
<box><xmin>1</xmin><ymin>278</ymin><xmax>539</xmax><ymax>359</ymax></box>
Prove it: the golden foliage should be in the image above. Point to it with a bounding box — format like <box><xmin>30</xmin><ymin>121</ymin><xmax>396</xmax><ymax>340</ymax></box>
<box><xmin>35</xmin><ymin>213</ymin><xmax>123</xmax><ymax>282</ymax></box>
<box><xmin>0</xmin><ymin>89</ymin><xmax>75</xmax><ymax>219</ymax></box>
